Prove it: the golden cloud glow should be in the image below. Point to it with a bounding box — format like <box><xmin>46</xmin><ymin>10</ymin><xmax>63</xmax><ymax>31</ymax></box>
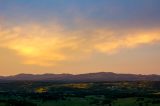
<box><xmin>94</xmin><ymin>31</ymin><xmax>160</xmax><ymax>53</ymax></box>
<box><xmin>0</xmin><ymin>23</ymin><xmax>160</xmax><ymax>66</ymax></box>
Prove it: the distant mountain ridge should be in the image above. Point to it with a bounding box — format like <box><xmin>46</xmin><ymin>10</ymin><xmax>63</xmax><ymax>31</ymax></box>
<box><xmin>0</xmin><ymin>72</ymin><xmax>160</xmax><ymax>82</ymax></box>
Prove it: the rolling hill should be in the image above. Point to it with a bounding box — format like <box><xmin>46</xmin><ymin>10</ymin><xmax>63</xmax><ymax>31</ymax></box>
<box><xmin>0</xmin><ymin>72</ymin><xmax>160</xmax><ymax>82</ymax></box>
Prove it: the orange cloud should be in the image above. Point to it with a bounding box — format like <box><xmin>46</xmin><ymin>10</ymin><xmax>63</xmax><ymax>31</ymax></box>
<box><xmin>94</xmin><ymin>30</ymin><xmax>160</xmax><ymax>53</ymax></box>
<box><xmin>0</xmin><ymin>23</ymin><xmax>86</xmax><ymax>66</ymax></box>
<box><xmin>0</xmin><ymin>23</ymin><xmax>160</xmax><ymax>66</ymax></box>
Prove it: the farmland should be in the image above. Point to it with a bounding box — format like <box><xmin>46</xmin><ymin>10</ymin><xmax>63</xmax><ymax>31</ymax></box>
<box><xmin>0</xmin><ymin>81</ymin><xmax>160</xmax><ymax>106</ymax></box>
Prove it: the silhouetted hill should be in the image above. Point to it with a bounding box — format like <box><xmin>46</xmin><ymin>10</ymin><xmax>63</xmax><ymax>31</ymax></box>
<box><xmin>0</xmin><ymin>72</ymin><xmax>160</xmax><ymax>82</ymax></box>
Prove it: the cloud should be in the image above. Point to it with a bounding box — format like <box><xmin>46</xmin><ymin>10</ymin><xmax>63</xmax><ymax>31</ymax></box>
<box><xmin>0</xmin><ymin>24</ymin><xmax>80</xmax><ymax>66</ymax></box>
<box><xmin>0</xmin><ymin>22</ymin><xmax>160</xmax><ymax>66</ymax></box>
<box><xmin>94</xmin><ymin>29</ymin><xmax>160</xmax><ymax>53</ymax></box>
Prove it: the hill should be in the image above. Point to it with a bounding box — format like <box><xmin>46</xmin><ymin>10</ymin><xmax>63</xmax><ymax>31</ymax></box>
<box><xmin>0</xmin><ymin>72</ymin><xmax>160</xmax><ymax>82</ymax></box>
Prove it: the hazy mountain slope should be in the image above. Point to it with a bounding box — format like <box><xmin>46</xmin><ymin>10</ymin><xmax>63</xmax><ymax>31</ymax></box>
<box><xmin>0</xmin><ymin>72</ymin><xmax>160</xmax><ymax>82</ymax></box>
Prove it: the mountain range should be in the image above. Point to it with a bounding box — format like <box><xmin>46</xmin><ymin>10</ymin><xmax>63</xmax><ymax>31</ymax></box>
<box><xmin>0</xmin><ymin>72</ymin><xmax>160</xmax><ymax>82</ymax></box>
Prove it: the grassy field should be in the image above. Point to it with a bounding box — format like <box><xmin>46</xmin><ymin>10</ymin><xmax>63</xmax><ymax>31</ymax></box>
<box><xmin>0</xmin><ymin>81</ymin><xmax>160</xmax><ymax>106</ymax></box>
<box><xmin>35</xmin><ymin>97</ymin><xmax>160</xmax><ymax>106</ymax></box>
<box><xmin>0</xmin><ymin>97</ymin><xmax>160</xmax><ymax>106</ymax></box>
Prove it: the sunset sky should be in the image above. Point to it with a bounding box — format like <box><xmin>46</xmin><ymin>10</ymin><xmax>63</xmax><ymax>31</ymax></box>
<box><xmin>0</xmin><ymin>0</ymin><xmax>160</xmax><ymax>75</ymax></box>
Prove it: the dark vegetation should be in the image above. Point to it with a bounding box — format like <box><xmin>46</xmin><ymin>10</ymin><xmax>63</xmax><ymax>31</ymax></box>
<box><xmin>0</xmin><ymin>81</ymin><xmax>160</xmax><ymax>106</ymax></box>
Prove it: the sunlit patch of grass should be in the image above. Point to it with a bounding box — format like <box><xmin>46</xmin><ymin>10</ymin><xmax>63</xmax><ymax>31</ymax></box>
<box><xmin>64</xmin><ymin>83</ymin><xmax>91</xmax><ymax>89</ymax></box>
<box><xmin>153</xmin><ymin>92</ymin><xmax>160</xmax><ymax>95</ymax></box>
<box><xmin>35</xmin><ymin>87</ymin><xmax>47</xmax><ymax>93</ymax></box>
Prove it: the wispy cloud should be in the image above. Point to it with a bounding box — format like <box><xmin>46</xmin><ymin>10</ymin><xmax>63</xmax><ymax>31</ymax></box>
<box><xmin>94</xmin><ymin>29</ymin><xmax>160</xmax><ymax>53</ymax></box>
<box><xmin>0</xmin><ymin>22</ymin><xmax>160</xmax><ymax>66</ymax></box>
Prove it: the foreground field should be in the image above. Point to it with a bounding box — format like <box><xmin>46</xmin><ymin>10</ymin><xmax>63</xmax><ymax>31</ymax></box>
<box><xmin>0</xmin><ymin>81</ymin><xmax>160</xmax><ymax>106</ymax></box>
<box><xmin>0</xmin><ymin>97</ymin><xmax>160</xmax><ymax>106</ymax></box>
<box><xmin>35</xmin><ymin>97</ymin><xmax>160</xmax><ymax>106</ymax></box>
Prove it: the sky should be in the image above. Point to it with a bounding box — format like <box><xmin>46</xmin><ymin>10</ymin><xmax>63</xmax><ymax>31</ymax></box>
<box><xmin>0</xmin><ymin>0</ymin><xmax>160</xmax><ymax>75</ymax></box>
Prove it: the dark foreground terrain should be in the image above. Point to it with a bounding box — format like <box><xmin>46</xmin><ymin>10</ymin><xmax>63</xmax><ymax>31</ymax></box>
<box><xmin>0</xmin><ymin>81</ymin><xmax>160</xmax><ymax>106</ymax></box>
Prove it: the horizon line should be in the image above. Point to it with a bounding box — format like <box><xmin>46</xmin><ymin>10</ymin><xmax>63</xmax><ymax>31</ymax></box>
<box><xmin>0</xmin><ymin>71</ymin><xmax>159</xmax><ymax>77</ymax></box>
